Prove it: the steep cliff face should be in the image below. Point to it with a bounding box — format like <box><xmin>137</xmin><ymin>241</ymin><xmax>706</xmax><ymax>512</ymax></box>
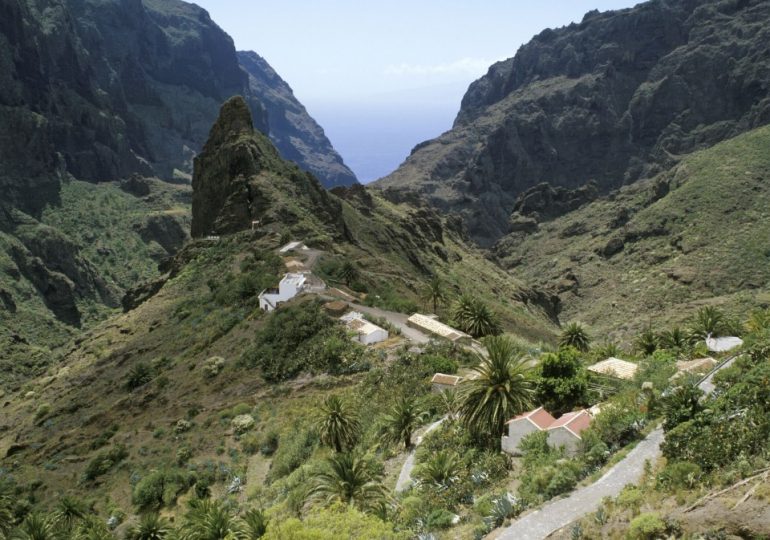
<box><xmin>191</xmin><ymin>96</ymin><xmax>343</xmax><ymax>238</ymax></box>
<box><xmin>238</xmin><ymin>51</ymin><xmax>358</xmax><ymax>188</ymax></box>
<box><xmin>376</xmin><ymin>0</ymin><xmax>770</xmax><ymax>245</ymax></box>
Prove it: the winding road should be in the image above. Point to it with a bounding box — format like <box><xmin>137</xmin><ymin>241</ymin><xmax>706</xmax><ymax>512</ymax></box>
<box><xmin>395</xmin><ymin>416</ymin><xmax>448</xmax><ymax>492</ymax></box>
<box><xmin>492</xmin><ymin>355</ymin><xmax>737</xmax><ymax>540</ymax></box>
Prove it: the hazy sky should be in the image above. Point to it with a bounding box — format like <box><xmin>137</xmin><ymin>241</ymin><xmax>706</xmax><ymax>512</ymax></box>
<box><xmin>194</xmin><ymin>0</ymin><xmax>639</xmax><ymax>181</ymax></box>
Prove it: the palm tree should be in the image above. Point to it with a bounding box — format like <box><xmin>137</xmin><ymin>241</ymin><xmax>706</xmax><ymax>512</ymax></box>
<box><xmin>421</xmin><ymin>276</ymin><xmax>449</xmax><ymax>314</ymax></box>
<box><xmin>125</xmin><ymin>513</ymin><xmax>172</xmax><ymax>540</ymax></box>
<box><xmin>317</xmin><ymin>395</ymin><xmax>361</xmax><ymax>453</ymax></box>
<box><xmin>0</xmin><ymin>484</ymin><xmax>14</xmax><ymax>538</ymax></box>
<box><xmin>241</xmin><ymin>509</ymin><xmax>268</xmax><ymax>540</ymax></box>
<box><xmin>178</xmin><ymin>499</ymin><xmax>246</xmax><ymax>540</ymax></box>
<box><xmin>745</xmin><ymin>308</ymin><xmax>770</xmax><ymax>334</ymax></box>
<box><xmin>337</xmin><ymin>261</ymin><xmax>359</xmax><ymax>287</ymax></box>
<box><xmin>309</xmin><ymin>453</ymin><xmax>385</xmax><ymax>512</ymax></box>
<box><xmin>635</xmin><ymin>325</ymin><xmax>658</xmax><ymax>356</ymax></box>
<box><xmin>659</xmin><ymin>327</ymin><xmax>689</xmax><ymax>351</ymax></box>
<box><xmin>51</xmin><ymin>495</ymin><xmax>88</xmax><ymax>534</ymax></box>
<box><xmin>381</xmin><ymin>396</ymin><xmax>426</xmax><ymax>450</ymax></box>
<box><xmin>458</xmin><ymin>335</ymin><xmax>535</xmax><ymax>439</ymax></box>
<box><xmin>690</xmin><ymin>306</ymin><xmax>724</xmax><ymax>339</ymax></box>
<box><xmin>559</xmin><ymin>322</ymin><xmax>591</xmax><ymax>352</ymax></box>
<box><xmin>415</xmin><ymin>450</ymin><xmax>460</xmax><ymax>488</ymax></box>
<box><xmin>72</xmin><ymin>516</ymin><xmax>113</xmax><ymax>540</ymax></box>
<box><xmin>440</xmin><ymin>388</ymin><xmax>460</xmax><ymax>421</ymax></box>
<box><xmin>451</xmin><ymin>294</ymin><xmax>502</xmax><ymax>338</ymax></box>
<box><xmin>13</xmin><ymin>513</ymin><xmax>56</xmax><ymax>540</ymax></box>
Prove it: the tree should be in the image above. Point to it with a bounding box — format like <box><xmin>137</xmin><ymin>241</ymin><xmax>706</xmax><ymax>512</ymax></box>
<box><xmin>414</xmin><ymin>450</ymin><xmax>460</xmax><ymax>488</ymax></box>
<box><xmin>13</xmin><ymin>513</ymin><xmax>56</xmax><ymax>540</ymax></box>
<box><xmin>317</xmin><ymin>395</ymin><xmax>361</xmax><ymax>453</ymax></box>
<box><xmin>662</xmin><ymin>384</ymin><xmax>704</xmax><ymax>432</ymax></box>
<box><xmin>178</xmin><ymin>499</ymin><xmax>246</xmax><ymax>540</ymax></box>
<box><xmin>381</xmin><ymin>397</ymin><xmax>426</xmax><ymax>450</ymax></box>
<box><xmin>690</xmin><ymin>306</ymin><xmax>724</xmax><ymax>339</ymax></box>
<box><xmin>309</xmin><ymin>454</ymin><xmax>386</xmax><ymax>513</ymax></box>
<box><xmin>51</xmin><ymin>495</ymin><xmax>88</xmax><ymax>534</ymax></box>
<box><xmin>458</xmin><ymin>335</ymin><xmax>535</xmax><ymax>440</ymax></box>
<box><xmin>535</xmin><ymin>347</ymin><xmax>588</xmax><ymax>415</ymax></box>
<box><xmin>421</xmin><ymin>276</ymin><xmax>449</xmax><ymax>314</ymax></box>
<box><xmin>242</xmin><ymin>509</ymin><xmax>269</xmax><ymax>539</ymax></box>
<box><xmin>451</xmin><ymin>294</ymin><xmax>502</xmax><ymax>339</ymax></box>
<box><xmin>125</xmin><ymin>513</ymin><xmax>172</xmax><ymax>540</ymax></box>
<box><xmin>337</xmin><ymin>262</ymin><xmax>359</xmax><ymax>287</ymax></box>
<box><xmin>658</xmin><ymin>327</ymin><xmax>689</xmax><ymax>351</ymax></box>
<box><xmin>635</xmin><ymin>325</ymin><xmax>658</xmax><ymax>356</ymax></box>
<box><xmin>559</xmin><ymin>323</ymin><xmax>590</xmax><ymax>352</ymax></box>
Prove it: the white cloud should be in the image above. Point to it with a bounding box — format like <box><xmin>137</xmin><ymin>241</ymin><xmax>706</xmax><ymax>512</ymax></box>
<box><xmin>384</xmin><ymin>57</ymin><xmax>496</xmax><ymax>78</ymax></box>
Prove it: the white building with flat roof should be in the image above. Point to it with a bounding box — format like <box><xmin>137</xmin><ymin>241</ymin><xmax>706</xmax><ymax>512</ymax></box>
<box><xmin>340</xmin><ymin>311</ymin><xmax>388</xmax><ymax>345</ymax></box>
<box><xmin>407</xmin><ymin>314</ymin><xmax>471</xmax><ymax>344</ymax></box>
<box><xmin>258</xmin><ymin>273</ymin><xmax>307</xmax><ymax>312</ymax></box>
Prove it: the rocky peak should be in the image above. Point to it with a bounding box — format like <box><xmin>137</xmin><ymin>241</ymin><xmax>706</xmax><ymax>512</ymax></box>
<box><xmin>201</xmin><ymin>96</ymin><xmax>256</xmax><ymax>153</ymax></box>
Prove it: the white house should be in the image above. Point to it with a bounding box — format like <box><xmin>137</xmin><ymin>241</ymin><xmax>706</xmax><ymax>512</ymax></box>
<box><xmin>258</xmin><ymin>273</ymin><xmax>307</xmax><ymax>312</ymax></box>
<box><xmin>546</xmin><ymin>410</ymin><xmax>592</xmax><ymax>456</ymax></box>
<box><xmin>501</xmin><ymin>407</ymin><xmax>556</xmax><ymax>456</ymax></box>
<box><xmin>340</xmin><ymin>312</ymin><xmax>388</xmax><ymax>345</ymax></box>
<box><xmin>501</xmin><ymin>407</ymin><xmax>592</xmax><ymax>456</ymax></box>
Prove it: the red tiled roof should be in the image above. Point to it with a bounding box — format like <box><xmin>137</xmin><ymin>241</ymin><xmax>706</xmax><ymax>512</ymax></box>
<box><xmin>548</xmin><ymin>410</ymin><xmax>591</xmax><ymax>436</ymax></box>
<box><xmin>506</xmin><ymin>407</ymin><xmax>556</xmax><ymax>429</ymax></box>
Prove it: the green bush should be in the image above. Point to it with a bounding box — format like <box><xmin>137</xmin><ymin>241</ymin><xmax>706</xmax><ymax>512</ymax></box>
<box><xmin>266</xmin><ymin>428</ymin><xmax>317</xmax><ymax>482</ymax></box>
<box><xmin>535</xmin><ymin>347</ymin><xmax>589</xmax><ymax>415</ymax></box>
<box><xmin>125</xmin><ymin>362</ymin><xmax>155</xmax><ymax>391</ymax></box>
<box><xmin>617</xmin><ymin>486</ymin><xmax>644</xmax><ymax>516</ymax></box>
<box><xmin>657</xmin><ymin>461</ymin><xmax>702</xmax><ymax>490</ymax></box>
<box><xmin>259</xmin><ymin>430</ymin><xmax>279</xmax><ymax>457</ymax></box>
<box><xmin>131</xmin><ymin>469</ymin><xmax>192</xmax><ymax>511</ymax></box>
<box><xmin>628</xmin><ymin>512</ymin><xmax>667</xmax><ymax>539</ymax></box>
<box><xmin>83</xmin><ymin>445</ymin><xmax>129</xmax><ymax>481</ymax></box>
<box><xmin>420</xmin><ymin>354</ymin><xmax>458</xmax><ymax>375</ymax></box>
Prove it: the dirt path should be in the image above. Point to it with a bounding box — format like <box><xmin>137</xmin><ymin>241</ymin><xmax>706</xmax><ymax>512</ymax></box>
<box><xmin>395</xmin><ymin>416</ymin><xmax>448</xmax><ymax>492</ymax></box>
<box><xmin>493</xmin><ymin>355</ymin><xmax>737</xmax><ymax>539</ymax></box>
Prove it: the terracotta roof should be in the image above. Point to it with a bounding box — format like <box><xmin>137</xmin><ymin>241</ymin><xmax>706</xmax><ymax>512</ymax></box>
<box><xmin>506</xmin><ymin>407</ymin><xmax>556</xmax><ymax>429</ymax></box>
<box><xmin>547</xmin><ymin>410</ymin><xmax>592</xmax><ymax>437</ymax></box>
<box><xmin>431</xmin><ymin>373</ymin><xmax>462</xmax><ymax>386</ymax></box>
<box><xmin>587</xmin><ymin>357</ymin><xmax>639</xmax><ymax>380</ymax></box>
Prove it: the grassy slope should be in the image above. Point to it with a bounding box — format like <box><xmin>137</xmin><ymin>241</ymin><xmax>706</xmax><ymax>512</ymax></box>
<box><xmin>496</xmin><ymin>124</ymin><xmax>770</xmax><ymax>342</ymax></box>
<box><xmin>0</xmin><ymin>179</ymin><xmax>190</xmax><ymax>391</ymax></box>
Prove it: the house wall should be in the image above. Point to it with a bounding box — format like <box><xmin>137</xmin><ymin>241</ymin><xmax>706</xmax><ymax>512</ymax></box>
<box><xmin>501</xmin><ymin>420</ymin><xmax>539</xmax><ymax>456</ymax></box>
<box><xmin>547</xmin><ymin>428</ymin><xmax>581</xmax><ymax>456</ymax></box>
<box><xmin>360</xmin><ymin>328</ymin><xmax>388</xmax><ymax>345</ymax></box>
<box><xmin>259</xmin><ymin>277</ymin><xmax>305</xmax><ymax>312</ymax></box>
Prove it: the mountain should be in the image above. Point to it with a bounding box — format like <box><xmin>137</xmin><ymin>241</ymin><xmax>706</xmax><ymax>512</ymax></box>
<box><xmin>375</xmin><ymin>0</ymin><xmax>770</xmax><ymax>245</ymax></box>
<box><xmin>0</xmin><ymin>0</ymin><xmax>357</xmax><ymax>384</ymax></box>
<box><xmin>238</xmin><ymin>51</ymin><xmax>358</xmax><ymax>188</ymax></box>
<box><xmin>495</xmin><ymin>123</ymin><xmax>770</xmax><ymax>342</ymax></box>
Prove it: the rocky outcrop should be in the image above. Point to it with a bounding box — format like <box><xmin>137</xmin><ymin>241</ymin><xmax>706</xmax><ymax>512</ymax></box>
<box><xmin>376</xmin><ymin>0</ymin><xmax>770</xmax><ymax>245</ymax></box>
<box><xmin>238</xmin><ymin>51</ymin><xmax>357</xmax><ymax>188</ymax></box>
<box><xmin>191</xmin><ymin>96</ymin><xmax>343</xmax><ymax>238</ymax></box>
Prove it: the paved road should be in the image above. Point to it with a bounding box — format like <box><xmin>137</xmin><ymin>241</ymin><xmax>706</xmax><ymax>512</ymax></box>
<box><xmin>493</xmin><ymin>355</ymin><xmax>737</xmax><ymax>540</ymax></box>
<box><xmin>395</xmin><ymin>417</ymin><xmax>447</xmax><ymax>492</ymax></box>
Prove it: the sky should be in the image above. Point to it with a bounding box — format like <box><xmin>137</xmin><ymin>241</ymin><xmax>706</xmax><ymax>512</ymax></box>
<box><xmin>194</xmin><ymin>0</ymin><xmax>639</xmax><ymax>182</ymax></box>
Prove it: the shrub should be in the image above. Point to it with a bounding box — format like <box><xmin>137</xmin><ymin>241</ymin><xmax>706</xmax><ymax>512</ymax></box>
<box><xmin>617</xmin><ymin>486</ymin><xmax>643</xmax><ymax>516</ymax></box>
<box><xmin>259</xmin><ymin>430</ymin><xmax>279</xmax><ymax>456</ymax></box>
<box><xmin>34</xmin><ymin>403</ymin><xmax>51</xmax><ymax>422</ymax></box>
<box><xmin>202</xmin><ymin>356</ymin><xmax>225</xmax><ymax>378</ymax></box>
<box><xmin>421</xmin><ymin>354</ymin><xmax>458</xmax><ymax>375</ymax></box>
<box><xmin>424</xmin><ymin>508</ymin><xmax>456</xmax><ymax>529</ymax></box>
<box><xmin>131</xmin><ymin>469</ymin><xmax>192</xmax><ymax>511</ymax></box>
<box><xmin>591</xmin><ymin>398</ymin><xmax>645</xmax><ymax>448</ymax></box>
<box><xmin>628</xmin><ymin>512</ymin><xmax>667</xmax><ymax>539</ymax></box>
<box><xmin>535</xmin><ymin>347</ymin><xmax>589</xmax><ymax>415</ymax></box>
<box><xmin>125</xmin><ymin>362</ymin><xmax>154</xmax><ymax>391</ymax></box>
<box><xmin>657</xmin><ymin>461</ymin><xmax>702</xmax><ymax>490</ymax></box>
<box><xmin>266</xmin><ymin>428</ymin><xmax>317</xmax><ymax>482</ymax></box>
<box><xmin>83</xmin><ymin>445</ymin><xmax>129</xmax><ymax>481</ymax></box>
